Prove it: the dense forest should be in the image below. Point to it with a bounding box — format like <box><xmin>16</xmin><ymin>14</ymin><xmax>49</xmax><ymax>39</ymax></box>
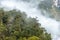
<box><xmin>0</xmin><ymin>8</ymin><xmax>52</xmax><ymax>40</ymax></box>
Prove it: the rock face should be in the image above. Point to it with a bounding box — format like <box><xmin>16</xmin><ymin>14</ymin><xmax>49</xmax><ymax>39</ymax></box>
<box><xmin>46</xmin><ymin>0</ymin><xmax>60</xmax><ymax>21</ymax></box>
<box><xmin>51</xmin><ymin>12</ymin><xmax>60</xmax><ymax>21</ymax></box>
<box><xmin>39</xmin><ymin>0</ymin><xmax>60</xmax><ymax>21</ymax></box>
<box><xmin>54</xmin><ymin>14</ymin><xmax>60</xmax><ymax>21</ymax></box>
<box><xmin>50</xmin><ymin>5</ymin><xmax>60</xmax><ymax>21</ymax></box>
<box><xmin>45</xmin><ymin>7</ymin><xmax>60</xmax><ymax>21</ymax></box>
<box><xmin>53</xmin><ymin>0</ymin><xmax>60</xmax><ymax>7</ymax></box>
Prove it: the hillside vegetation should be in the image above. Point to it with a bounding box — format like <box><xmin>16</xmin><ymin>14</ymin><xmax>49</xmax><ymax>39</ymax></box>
<box><xmin>0</xmin><ymin>9</ymin><xmax>51</xmax><ymax>40</ymax></box>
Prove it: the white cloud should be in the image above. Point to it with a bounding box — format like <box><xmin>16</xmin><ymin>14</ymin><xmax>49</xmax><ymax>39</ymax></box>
<box><xmin>57</xmin><ymin>38</ymin><xmax>60</xmax><ymax>40</ymax></box>
<box><xmin>38</xmin><ymin>16</ymin><xmax>59</xmax><ymax>34</ymax></box>
<box><xmin>0</xmin><ymin>0</ymin><xmax>60</xmax><ymax>40</ymax></box>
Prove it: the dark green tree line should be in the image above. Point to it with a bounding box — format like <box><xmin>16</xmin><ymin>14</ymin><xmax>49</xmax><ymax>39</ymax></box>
<box><xmin>0</xmin><ymin>9</ymin><xmax>52</xmax><ymax>40</ymax></box>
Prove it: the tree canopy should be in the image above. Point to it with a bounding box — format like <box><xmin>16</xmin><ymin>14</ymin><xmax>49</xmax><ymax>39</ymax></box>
<box><xmin>0</xmin><ymin>9</ymin><xmax>52</xmax><ymax>40</ymax></box>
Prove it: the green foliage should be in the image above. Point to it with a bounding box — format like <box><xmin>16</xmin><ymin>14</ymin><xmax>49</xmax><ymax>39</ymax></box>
<box><xmin>18</xmin><ymin>37</ymin><xmax>27</xmax><ymax>40</ymax></box>
<box><xmin>28</xmin><ymin>36</ymin><xmax>39</xmax><ymax>40</ymax></box>
<box><xmin>0</xmin><ymin>9</ymin><xmax>52</xmax><ymax>40</ymax></box>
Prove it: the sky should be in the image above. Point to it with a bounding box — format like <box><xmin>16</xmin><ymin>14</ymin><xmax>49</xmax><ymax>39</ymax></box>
<box><xmin>0</xmin><ymin>0</ymin><xmax>60</xmax><ymax>40</ymax></box>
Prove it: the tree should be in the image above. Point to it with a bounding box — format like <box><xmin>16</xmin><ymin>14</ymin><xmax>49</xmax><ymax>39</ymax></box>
<box><xmin>28</xmin><ymin>36</ymin><xmax>39</xmax><ymax>40</ymax></box>
<box><xmin>0</xmin><ymin>9</ymin><xmax>52</xmax><ymax>40</ymax></box>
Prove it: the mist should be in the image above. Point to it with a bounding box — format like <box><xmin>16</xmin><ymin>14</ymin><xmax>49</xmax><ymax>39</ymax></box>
<box><xmin>0</xmin><ymin>0</ymin><xmax>60</xmax><ymax>40</ymax></box>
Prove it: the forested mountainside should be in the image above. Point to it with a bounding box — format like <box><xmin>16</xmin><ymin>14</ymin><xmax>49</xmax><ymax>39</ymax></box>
<box><xmin>0</xmin><ymin>0</ymin><xmax>60</xmax><ymax>40</ymax></box>
<box><xmin>0</xmin><ymin>9</ymin><xmax>52</xmax><ymax>40</ymax></box>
